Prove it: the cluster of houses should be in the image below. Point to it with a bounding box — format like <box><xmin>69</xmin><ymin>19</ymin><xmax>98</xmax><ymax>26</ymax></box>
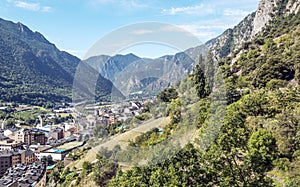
<box><xmin>0</xmin><ymin>120</ymin><xmax>83</xmax><ymax>186</ymax></box>
<box><xmin>0</xmin><ymin>162</ymin><xmax>46</xmax><ymax>187</ymax></box>
<box><xmin>87</xmin><ymin>101</ymin><xmax>146</xmax><ymax>127</ymax></box>
<box><xmin>0</xmin><ymin>101</ymin><xmax>150</xmax><ymax>186</ymax></box>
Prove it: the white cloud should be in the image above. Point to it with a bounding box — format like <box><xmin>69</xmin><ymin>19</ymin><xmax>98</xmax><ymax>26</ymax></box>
<box><xmin>12</xmin><ymin>1</ymin><xmax>52</xmax><ymax>12</ymax></box>
<box><xmin>159</xmin><ymin>25</ymin><xmax>186</xmax><ymax>33</ymax></box>
<box><xmin>41</xmin><ymin>6</ymin><xmax>52</xmax><ymax>12</ymax></box>
<box><xmin>132</xmin><ymin>29</ymin><xmax>154</xmax><ymax>35</ymax></box>
<box><xmin>126</xmin><ymin>0</ymin><xmax>147</xmax><ymax>9</ymax></box>
<box><xmin>89</xmin><ymin>0</ymin><xmax>148</xmax><ymax>9</ymax></box>
<box><xmin>175</xmin><ymin>23</ymin><xmax>234</xmax><ymax>42</ymax></box>
<box><xmin>223</xmin><ymin>8</ymin><xmax>249</xmax><ymax>16</ymax></box>
<box><xmin>161</xmin><ymin>4</ymin><xmax>214</xmax><ymax>15</ymax></box>
<box><xmin>15</xmin><ymin>1</ymin><xmax>40</xmax><ymax>11</ymax></box>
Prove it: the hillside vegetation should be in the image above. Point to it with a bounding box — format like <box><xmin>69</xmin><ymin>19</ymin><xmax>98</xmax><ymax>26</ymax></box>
<box><xmin>0</xmin><ymin>18</ymin><xmax>122</xmax><ymax>107</ymax></box>
<box><xmin>46</xmin><ymin>1</ymin><xmax>300</xmax><ymax>186</ymax></box>
<box><xmin>107</xmin><ymin>6</ymin><xmax>300</xmax><ymax>187</ymax></box>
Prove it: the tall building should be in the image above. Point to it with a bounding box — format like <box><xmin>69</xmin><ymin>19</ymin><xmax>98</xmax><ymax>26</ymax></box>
<box><xmin>49</xmin><ymin>127</ymin><xmax>63</xmax><ymax>140</ymax></box>
<box><xmin>0</xmin><ymin>151</ymin><xmax>12</xmax><ymax>177</ymax></box>
<box><xmin>11</xmin><ymin>149</ymin><xmax>25</xmax><ymax>166</ymax></box>
<box><xmin>15</xmin><ymin>129</ymin><xmax>46</xmax><ymax>145</ymax></box>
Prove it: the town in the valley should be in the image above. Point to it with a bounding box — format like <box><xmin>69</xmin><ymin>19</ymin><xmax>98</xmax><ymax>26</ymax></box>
<box><xmin>0</xmin><ymin>99</ymin><xmax>149</xmax><ymax>186</ymax></box>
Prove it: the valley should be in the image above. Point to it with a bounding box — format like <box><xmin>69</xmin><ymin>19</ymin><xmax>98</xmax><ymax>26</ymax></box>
<box><xmin>0</xmin><ymin>0</ymin><xmax>300</xmax><ymax>186</ymax></box>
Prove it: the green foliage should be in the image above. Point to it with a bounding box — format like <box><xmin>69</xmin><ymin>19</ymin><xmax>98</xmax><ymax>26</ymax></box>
<box><xmin>248</xmin><ymin>129</ymin><xmax>277</xmax><ymax>172</ymax></box>
<box><xmin>134</xmin><ymin>112</ymin><xmax>151</xmax><ymax>121</ymax></box>
<box><xmin>266</xmin><ymin>79</ymin><xmax>287</xmax><ymax>90</ymax></box>
<box><xmin>0</xmin><ymin>18</ymin><xmax>121</xmax><ymax>106</ymax></box>
<box><xmin>157</xmin><ymin>86</ymin><xmax>178</xmax><ymax>102</ymax></box>
<box><xmin>197</xmin><ymin>99</ymin><xmax>211</xmax><ymax>127</ymax></box>
<box><xmin>253</xmin><ymin>57</ymin><xmax>294</xmax><ymax>88</ymax></box>
<box><xmin>286</xmin><ymin>175</ymin><xmax>300</xmax><ymax>187</ymax></box>
<box><xmin>262</xmin><ymin>38</ymin><xmax>275</xmax><ymax>51</ymax></box>
<box><xmin>274</xmin><ymin>158</ymin><xmax>290</xmax><ymax>172</ymax></box>
<box><xmin>129</xmin><ymin>128</ymin><xmax>165</xmax><ymax>147</ymax></box>
<box><xmin>4</xmin><ymin>118</ymin><xmax>16</xmax><ymax>128</ymax></box>
<box><xmin>167</xmin><ymin>99</ymin><xmax>181</xmax><ymax>125</ymax></box>
<box><xmin>93</xmin><ymin>155</ymin><xmax>118</xmax><ymax>186</ymax></box>
<box><xmin>222</xmin><ymin>12</ymin><xmax>300</xmax><ymax>90</ymax></box>
<box><xmin>192</xmin><ymin>54</ymin><xmax>209</xmax><ymax>98</ymax></box>
<box><xmin>105</xmin><ymin>121</ymin><xmax>125</xmax><ymax>136</ymax></box>
<box><xmin>108</xmin><ymin>144</ymin><xmax>213</xmax><ymax>187</ymax></box>
<box><xmin>274</xmin><ymin>109</ymin><xmax>300</xmax><ymax>158</ymax></box>
<box><xmin>93</xmin><ymin>124</ymin><xmax>109</xmax><ymax>139</ymax></box>
<box><xmin>82</xmin><ymin>161</ymin><xmax>93</xmax><ymax>173</ymax></box>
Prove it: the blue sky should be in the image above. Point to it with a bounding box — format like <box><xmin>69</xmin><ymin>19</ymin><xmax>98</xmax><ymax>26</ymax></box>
<box><xmin>0</xmin><ymin>0</ymin><xmax>260</xmax><ymax>59</ymax></box>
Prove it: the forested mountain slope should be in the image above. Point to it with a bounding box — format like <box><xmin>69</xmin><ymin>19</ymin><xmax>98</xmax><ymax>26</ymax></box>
<box><xmin>0</xmin><ymin>18</ymin><xmax>123</xmax><ymax>106</ymax></box>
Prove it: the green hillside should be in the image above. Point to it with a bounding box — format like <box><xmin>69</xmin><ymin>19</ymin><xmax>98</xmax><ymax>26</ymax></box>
<box><xmin>0</xmin><ymin>18</ymin><xmax>123</xmax><ymax>107</ymax></box>
<box><xmin>107</xmin><ymin>6</ymin><xmax>300</xmax><ymax>187</ymax></box>
<box><xmin>45</xmin><ymin>1</ymin><xmax>300</xmax><ymax>186</ymax></box>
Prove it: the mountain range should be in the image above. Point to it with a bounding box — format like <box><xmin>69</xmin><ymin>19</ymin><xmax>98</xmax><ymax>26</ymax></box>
<box><xmin>83</xmin><ymin>0</ymin><xmax>300</xmax><ymax>98</ymax></box>
<box><xmin>1</xmin><ymin>0</ymin><xmax>299</xmax><ymax>105</ymax></box>
<box><xmin>0</xmin><ymin>18</ymin><xmax>123</xmax><ymax>107</ymax></box>
<box><xmin>83</xmin><ymin>52</ymin><xmax>195</xmax><ymax>97</ymax></box>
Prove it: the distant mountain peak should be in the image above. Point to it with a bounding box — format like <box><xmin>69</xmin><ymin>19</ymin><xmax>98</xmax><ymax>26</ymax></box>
<box><xmin>17</xmin><ymin>22</ymin><xmax>25</xmax><ymax>32</ymax></box>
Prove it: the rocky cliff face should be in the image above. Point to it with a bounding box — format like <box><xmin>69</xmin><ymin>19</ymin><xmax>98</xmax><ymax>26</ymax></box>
<box><xmin>252</xmin><ymin>0</ymin><xmax>278</xmax><ymax>37</ymax></box>
<box><xmin>286</xmin><ymin>0</ymin><xmax>300</xmax><ymax>13</ymax></box>
<box><xmin>252</xmin><ymin>0</ymin><xmax>300</xmax><ymax>36</ymax></box>
<box><xmin>206</xmin><ymin>0</ymin><xmax>300</xmax><ymax>61</ymax></box>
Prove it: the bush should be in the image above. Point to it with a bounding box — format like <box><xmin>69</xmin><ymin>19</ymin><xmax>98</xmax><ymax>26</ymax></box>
<box><xmin>274</xmin><ymin>158</ymin><xmax>290</xmax><ymax>171</ymax></box>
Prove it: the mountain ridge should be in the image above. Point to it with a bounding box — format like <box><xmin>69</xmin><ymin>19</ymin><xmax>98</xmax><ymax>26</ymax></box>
<box><xmin>0</xmin><ymin>18</ymin><xmax>124</xmax><ymax>106</ymax></box>
<box><xmin>85</xmin><ymin>0</ymin><xmax>300</xmax><ymax>97</ymax></box>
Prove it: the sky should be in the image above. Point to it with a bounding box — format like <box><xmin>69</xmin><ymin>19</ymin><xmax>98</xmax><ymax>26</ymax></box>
<box><xmin>0</xmin><ymin>0</ymin><xmax>260</xmax><ymax>59</ymax></box>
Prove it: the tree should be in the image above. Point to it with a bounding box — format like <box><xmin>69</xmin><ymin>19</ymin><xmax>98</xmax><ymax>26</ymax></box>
<box><xmin>193</xmin><ymin>54</ymin><xmax>208</xmax><ymax>98</ymax></box>
<box><xmin>42</xmin><ymin>155</ymin><xmax>53</xmax><ymax>165</ymax></box>
<box><xmin>57</xmin><ymin>161</ymin><xmax>64</xmax><ymax>173</ymax></box>
<box><xmin>204</xmin><ymin>52</ymin><xmax>215</xmax><ymax>93</ymax></box>
<box><xmin>93</xmin><ymin>155</ymin><xmax>118</xmax><ymax>186</ymax></box>
<box><xmin>248</xmin><ymin>129</ymin><xmax>277</xmax><ymax>172</ymax></box>
<box><xmin>157</xmin><ymin>86</ymin><xmax>178</xmax><ymax>102</ymax></box>
<box><xmin>82</xmin><ymin>161</ymin><xmax>93</xmax><ymax>173</ymax></box>
<box><xmin>168</xmin><ymin>99</ymin><xmax>181</xmax><ymax>124</ymax></box>
<box><xmin>4</xmin><ymin>118</ymin><xmax>15</xmax><ymax>128</ymax></box>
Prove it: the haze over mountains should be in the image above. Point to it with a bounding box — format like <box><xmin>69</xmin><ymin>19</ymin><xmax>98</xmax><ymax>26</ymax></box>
<box><xmin>84</xmin><ymin>52</ymin><xmax>195</xmax><ymax>97</ymax></box>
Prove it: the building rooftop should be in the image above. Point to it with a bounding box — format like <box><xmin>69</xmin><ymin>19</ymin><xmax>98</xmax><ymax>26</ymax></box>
<box><xmin>0</xmin><ymin>148</ymin><xmax>30</xmax><ymax>158</ymax></box>
<box><xmin>0</xmin><ymin>162</ymin><xmax>45</xmax><ymax>187</ymax></box>
<box><xmin>51</xmin><ymin>127</ymin><xmax>63</xmax><ymax>133</ymax></box>
<box><xmin>0</xmin><ymin>139</ymin><xmax>21</xmax><ymax>145</ymax></box>
<box><xmin>0</xmin><ymin>132</ymin><xmax>9</xmax><ymax>141</ymax></box>
<box><xmin>0</xmin><ymin>150</ymin><xmax>13</xmax><ymax>157</ymax></box>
